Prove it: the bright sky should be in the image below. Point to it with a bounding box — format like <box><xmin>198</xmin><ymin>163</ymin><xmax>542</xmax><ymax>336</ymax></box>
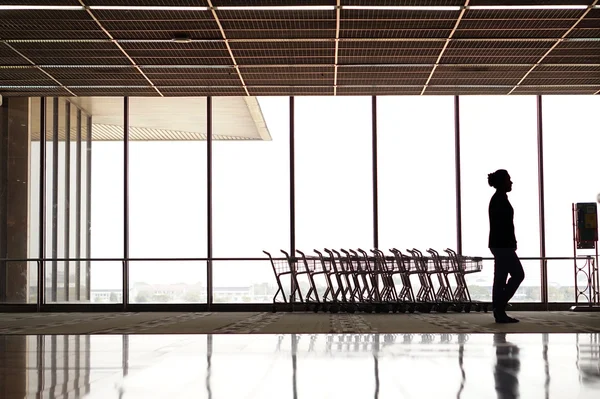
<box><xmin>27</xmin><ymin>95</ymin><xmax>600</xmax><ymax>300</ymax></box>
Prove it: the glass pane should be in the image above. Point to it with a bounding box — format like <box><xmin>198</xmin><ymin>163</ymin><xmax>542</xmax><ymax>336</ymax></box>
<box><xmin>378</xmin><ymin>96</ymin><xmax>456</xmax><ymax>252</ymax></box>
<box><xmin>88</xmin><ymin>261</ymin><xmax>122</xmax><ymax>303</ymax></box>
<box><xmin>68</xmin><ymin>97</ymin><xmax>125</xmax><ymax>303</ymax></box>
<box><xmin>80</xmin><ymin>113</ymin><xmax>89</xmax><ymax>301</ymax></box>
<box><xmin>129</xmin><ymin>261</ymin><xmax>206</xmax><ymax>303</ymax></box>
<box><xmin>547</xmin><ymin>259</ymin><xmax>576</xmax><ymax>302</ymax></box>
<box><xmin>213</xmin><ymin>260</ymin><xmax>277</xmax><ymax>303</ymax></box>
<box><xmin>212</xmin><ymin>97</ymin><xmax>289</xmax><ymax>258</ymax></box>
<box><xmin>128</xmin><ymin>97</ymin><xmax>207</xmax><ymax>299</ymax></box>
<box><xmin>295</xmin><ymin>96</ymin><xmax>373</xmax><ymax>250</ymax></box>
<box><xmin>542</xmin><ymin>96</ymin><xmax>600</xmax><ymax>302</ymax></box>
<box><xmin>464</xmin><ymin>259</ymin><xmax>541</xmax><ymax>302</ymax></box>
<box><xmin>459</xmin><ymin>96</ymin><xmax>541</xmax><ymax>296</ymax></box>
<box><xmin>1</xmin><ymin>97</ymin><xmax>37</xmax><ymax>303</ymax></box>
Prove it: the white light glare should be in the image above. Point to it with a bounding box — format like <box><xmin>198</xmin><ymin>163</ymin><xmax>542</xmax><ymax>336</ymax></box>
<box><xmin>215</xmin><ymin>6</ymin><xmax>336</xmax><ymax>11</ymax></box>
<box><xmin>88</xmin><ymin>6</ymin><xmax>208</xmax><ymax>11</ymax></box>
<box><xmin>0</xmin><ymin>5</ymin><xmax>84</xmax><ymax>10</ymax></box>
<box><xmin>343</xmin><ymin>6</ymin><xmax>461</xmax><ymax>11</ymax></box>
<box><xmin>468</xmin><ymin>5</ymin><xmax>588</xmax><ymax>10</ymax></box>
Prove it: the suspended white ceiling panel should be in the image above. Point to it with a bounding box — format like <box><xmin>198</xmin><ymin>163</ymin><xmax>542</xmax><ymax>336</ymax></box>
<box><xmin>29</xmin><ymin>96</ymin><xmax>271</xmax><ymax>141</ymax></box>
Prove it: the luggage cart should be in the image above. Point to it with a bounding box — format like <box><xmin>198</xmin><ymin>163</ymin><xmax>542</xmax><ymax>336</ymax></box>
<box><xmin>296</xmin><ymin>250</ymin><xmax>323</xmax><ymax>313</ymax></box>
<box><xmin>333</xmin><ymin>249</ymin><xmax>358</xmax><ymax>313</ymax></box>
<box><xmin>371</xmin><ymin>249</ymin><xmax>403</xmax><ymax>313</ymax></box>
<box><xmin>426</xmin><ymin>248</ymin><xmax>457</xmax><ymax>313</ymax></box>
<box><xmin>264</xmin><ymin>250</ymin><xmax>304</xmax><ymax>312</ymax></box>
<box><xmin>444</xmin><ymin>249</ymin><xmax>486</xmax><ymax>313</ymax></box>
<box><xmin>342</xmin><ymin>249</ymin><xmax>373</xmax><ymax>313</ymax></box>
<box><xmin>314</xmin><ymin>249</ymin><xmax>337</xmax><ymax>312</ymax></box>
<box><xmin>406</xmin><ymin>248</ymin><xmax>437</xmax><ymax>313</ymax></box>
<box><xmin>323</xmin><ymin>248</ymin><xmax>349</xmax><ymax>313</ymax></box>
<box><xmin>359</xmin><ymin>248</ymin><xmax>390</xmax><ymax>313</ymax></box>
<box><xmin>390</xmin><ymin>248</ymin><xmax>417</xmax><ymax>313</ymax></box>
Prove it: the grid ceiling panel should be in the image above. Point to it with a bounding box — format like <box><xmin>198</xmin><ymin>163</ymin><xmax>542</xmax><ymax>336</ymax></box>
<box><xmin>0</xmin><ymin>47</ymin><xmax>29</xmax><ymax>66</ymax></box>
<box><xmin>512</xmin><ymin>86</ymin><xmax>600</xmax><ymax>95</ymax></box>
<box><xmin>521</xmin><ymin>77</ymin><xmax>600</xmax><ymax>86</ymax></box>
<box><xmin>543</xmin><ymin>48</ymin><xmax>600</xmax><ymax>64</ymax></box>
<box><xmin>119</xmin><ymin>42</ymin><xmax>233</xmax><ymax>66</ymax></box>
<box><xmin>0</xmin><ymin>87</ymin><xmax>71</xmax><ymax>96</ymax></box>
<box><xmin>567</xmin><ymin>28</ymin><xmax>600</xmax><ymax>38</ymax></box>
<box><xmin>144</xmin><ymin>68</ymin><xmax>240</xmax><ymax>85</ymax></box>
<box><xmin>341</xmin><ymin>9</ymin><xmax>459</xmax><ymax>38</ymax></box>
<box><xmin>534</xmin><ymin>64</ymin><xmax>600</xmax><ymax>73</ymax></box>
<box><xmin>1</xmin><ymin>5</ymin><xmax>599</xmax><ymax>96</ymax></box>
<box><xmin>0</xmin><ymin>68</ymin><xmax>56</xmax><ymax>85</ymax></box>
<box><xmin>338</xmin><ymin>40</ymin><xmax>444</xmax><ymax>65</ymax></box>
<box><xmin>230</xmin><ymin>41</ymin><xmax>334</xmax><ymax>65</ymax></box>
<box><xmin>430</xmin><ymin>77</ymin><xmax>521</xmax><ymax>85</ymax></box>
<box><xmin>0</xmin><ymin>11</ymin><xmax>106</xmax><ymax>40</ymax></box>
<box><xmin>248</xmin><ymin>86</ymin><xmax>333</xmax><ymax>95</ymax></box>
<box><xmin>44</xmin><ymin>66</ymin><xmax>145</xmax><ymax>82</ymax></box>
<box><xmin>432</xmin><ymin>66</ymin><xmax>531</xmax><ymax>84</ymax></box>
<box><xmin>92</xmin><ymin>9</ymin><xmax>221</xmax><ymax>40</ymax></box>
<box><xmin>218</xmin><ymin>10</ymin><xmax>336</xmax><ymax>39</ymax></box>
<box><xmin>240</xmin><ymin>65</ymin><xmax>333</xmax><ymax>85</ymax></box>
<box><xmin>456</xmin><ymin>8</ymin><xmax>584</xmax><ymax>39</ymax></box>
<box><xmin>336</xmin><ymin>87</ymin><xmax>423</xmax><ymax>95</ymax></box>
<box><xmin>9</xmin><ymin>42</ymin><xmax>131</xmax><ymax>66</ymax></box>
<box><xmin>69</xmin><ymin>87</ymin><xmax>159</xmax><ymax>96</ymax></box>
<box><xmin>425</xmin><ymin>86</ymin><xmax>512</xmax><ymax>95</ymax></box>
<box><xmin>160</xmin><ymin>87</ymin><xmax>247</xmax><ymax>96</ymax></box>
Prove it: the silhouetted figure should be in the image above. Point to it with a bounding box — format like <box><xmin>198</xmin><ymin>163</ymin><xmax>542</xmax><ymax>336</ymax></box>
<box><xmin>494</xmin><ymin>333</ymin><xmax>521</xmax><ymax>399</ymax></box>
<box><xmin>488</xmin><ymin>170</ymin><xmax>524</xmax><ymax>323</ymax></box>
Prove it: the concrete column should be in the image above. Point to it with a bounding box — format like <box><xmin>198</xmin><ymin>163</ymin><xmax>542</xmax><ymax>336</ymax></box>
<box><xmin>0</xmin><ymin>97</ymin><xmax>30</xmax><ymax>303</ymax></box>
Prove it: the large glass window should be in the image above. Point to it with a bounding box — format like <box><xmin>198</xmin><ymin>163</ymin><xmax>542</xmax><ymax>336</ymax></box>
<box><xmin>460</xmin><ymin>96</ymin><xmax>541</xmax><ymax>302</ymax></box>
<box><xmin>295</xmin><ymin>96</ymin><xmax>373</xmax><ymax>251</ymax></box>
<box><xmin>543</xmin><ymin>95</ymin><xmax>600</xmax><ymax>302</ymax></box>
<box><xmin>212</xmin><ymin>97</ymin><xmax>289</xmax><ymax>303</ymax></box>
<box><xmin>378</xmin><ymin>96</ymin><xmax>456</xmax><ymax>252</ymax></box>
<box><xmin>128</xmin><ymin>97</ymin><xmax>207</xmax><ymax>303</ymax></box>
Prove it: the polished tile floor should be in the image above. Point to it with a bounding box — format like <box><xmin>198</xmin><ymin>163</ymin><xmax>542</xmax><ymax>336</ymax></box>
<box><xmin>0</xmin><ymin>333</ymin><xmax>599</xmax><ymax>398</ymax></box>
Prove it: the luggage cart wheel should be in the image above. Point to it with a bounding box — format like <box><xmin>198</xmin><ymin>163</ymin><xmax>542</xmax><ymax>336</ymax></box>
<box><xmin>330</xmin><ymin>304</ymin><xmax>339</xmax><ymax>314</ymax></box>
<box><xmin>272</xmin><ymin>304</ymin><xmax>277</xmax><ymax>313</ymax></box>
<box><xmin>313</xmin><ymin>304</ymin><xmax>320</xmax><ymax>313</ymax></box>
<box><xmin>438</xmin><ymin>305</ymin><xmax>448</xmax><ymax>313</ymax></box>
<box><xmin>464</xmin><ymin>304</ymin><xmax>471</xmax><ymax>313</ymax></box>
<box><xmin>347</xmin><ymin>305</ymin><xmax>356</xmax><ymax>314</ymax></box>
<box><xmin>408</xmin><ymin>305</ymin><xmax>415</xmax><ymax>314</ymax></box>
<box><xmin>483</xmin><ymin>305</ymin><xmax>488</xmax><ymax>313</ymax></box>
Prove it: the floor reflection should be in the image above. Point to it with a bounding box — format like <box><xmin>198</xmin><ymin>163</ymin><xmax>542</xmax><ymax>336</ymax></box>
<box><xmin>0</xmin><ymin>333</ymin><xmax>599</xmax><ymax>398</ymax></box>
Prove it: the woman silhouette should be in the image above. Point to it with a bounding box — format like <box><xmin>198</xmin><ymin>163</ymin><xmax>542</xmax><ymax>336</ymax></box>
<box><xmin>488</xmin><ymin>170</ymin><xmax>524</xmax><ymax>323</ymax></box>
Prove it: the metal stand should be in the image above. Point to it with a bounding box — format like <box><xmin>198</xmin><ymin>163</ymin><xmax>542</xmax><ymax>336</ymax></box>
<box><xmin>570</xmin><ymin>203</ymin><xmax>600</xmax><ymax>312</ymax></box>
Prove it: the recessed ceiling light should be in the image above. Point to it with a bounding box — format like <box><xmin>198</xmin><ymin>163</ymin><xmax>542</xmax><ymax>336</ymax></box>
<box><xmin>342</xmin><ymin>6</ymin><xmax>461</xmax><ymax>11</ymax></box>
<box><xmin>88</xmin><ymin>6</ymin><xmax>208</xmax><ymax>11</ymax></box>
<box><xmin>171</xmin><ymin>34</ymin><xmax>193</xmax><ymax>44</ymax></box>
<box><xmin>215</xmin><ymin>6</ymin><xmax>336</xmax><ymax>11</ymax></box>
<box><xmin>468</xmin><ymin>5</ymin><xmax>588</xmax><ymax>10</ymax></box>
<box><xmin>0</xmin><ymin>5</ymin><xmax>84</xmax><ymax>10</ymax></box>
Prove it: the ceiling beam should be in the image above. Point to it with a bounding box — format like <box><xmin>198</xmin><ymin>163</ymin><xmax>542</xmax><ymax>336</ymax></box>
<box><xmin>333</xmin><ymin>0</ymin><xmax>341</xmax><ymax>96</ymax></box>
<box><xmin>420</xmin><ymin>0</ymin><xmax>471</xmax><ymax>95</ymax></box>
<box><xmin>207</xmin><ymin>0</ymin><xmax>250</xmax><ymax>96</ymax></box>
<box><xmin>78</xmin><ymin>0</ymin><xmax>163</xmax><ymax>97</ymax></box>
<box><xmin>507</xmin><ymin>0</ymin><xmax>599</xmax><ymax>95</ymax></box>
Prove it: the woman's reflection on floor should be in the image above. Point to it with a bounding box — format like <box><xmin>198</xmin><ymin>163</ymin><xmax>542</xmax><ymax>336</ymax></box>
<box><xmin>494</xmin><ymin>333</ymin><xmax>521</xmax><ymax>399</ymax></box>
